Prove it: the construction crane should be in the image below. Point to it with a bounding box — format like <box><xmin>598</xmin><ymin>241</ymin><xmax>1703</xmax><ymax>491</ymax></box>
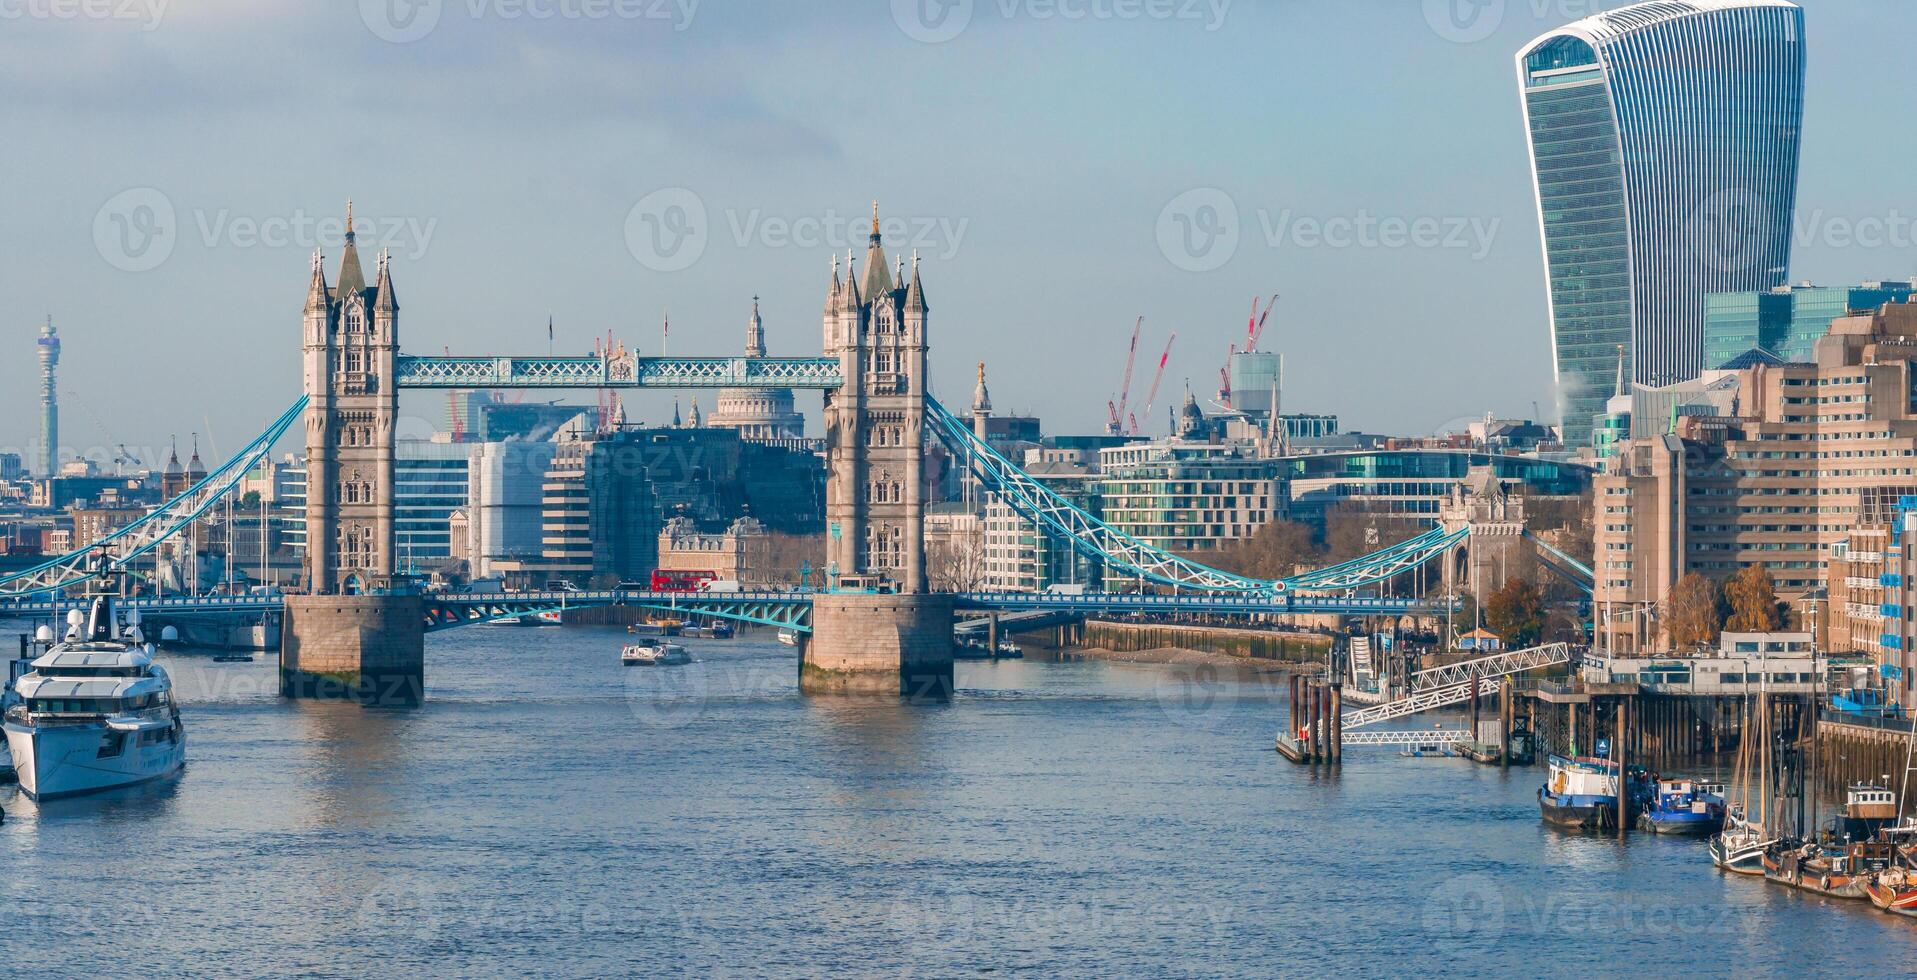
<box><xmin>1105</xmin><ymin>316</ymin><xmax>1143</xmax><ymax>435</ymax></box>
<box><xmin>444</xmin><ymin>345</ymin><xmax>465</xmax><ymax>442</ymax></box>
<box><xmin>1134</xmin><ymin>332</ymin><xmax>1176</xmax><ymax>435</ymax></box>
<box><xmin>1217</xmin><ymin>293</ymin><xmax>1278</xmax><ymax>410</ymax></box>
<box><xmin>1246</xmin><ymin>293</ymin><xmax>1278</xmax><ymax>351</ymax></box>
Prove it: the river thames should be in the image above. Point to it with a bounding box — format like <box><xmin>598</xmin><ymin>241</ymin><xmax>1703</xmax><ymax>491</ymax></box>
<box><xmin>0</xmin><ymin>624</ymin><xmax>1910</xmax><ymax>977</ymax></box>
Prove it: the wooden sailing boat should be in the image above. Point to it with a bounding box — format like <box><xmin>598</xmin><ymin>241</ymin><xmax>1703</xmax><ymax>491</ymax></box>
<box><xmin>1710</xmin><ymin>690</ymin><xmax>1773</xmax><ymax>874</ymax></box>
<box><xmin>1863</xmin><ymin>700</ymin><xmax>1917</xmax><ymax>916</ymax></box>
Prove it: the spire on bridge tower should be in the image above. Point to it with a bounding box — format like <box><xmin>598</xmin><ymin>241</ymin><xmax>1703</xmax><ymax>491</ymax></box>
<box><xmin>336</xmin><ymin>200</ymin><xmax>367</xmax><ymax>298</ymax></box>
<box><xmin>859</xmin><ymin>204</ymin><xmax>893</xmax><ymax>299</ymax></box>
<box><xmin>842</xmin><ymin>249</ymin><xmax>861</xmax><ymax>311</ymax></box>
<box><xmin>305</xmin><ymin>249</ymin><xmax>329</xmax><ymax>314</ymax></box>
<box><xmin>746</xmin><ymin>295</ymin><xmax>766</xmax><ymax>358</ymax></box>
<box><xmin>374</xmin><ymin>249</ymin><xmax>398</xmax><ymax>314</ymax></box>
<box><xmin>905</xmin><ymin>251</ymin><xmax>926</xmax><ymax>313</ymax></box>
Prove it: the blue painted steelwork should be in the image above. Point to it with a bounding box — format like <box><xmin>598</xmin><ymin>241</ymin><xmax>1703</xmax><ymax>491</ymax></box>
<box><xmin>952</xmin><ymin>591</ymin><xmax>1451</xmax><ymax>617</ymax></box>
<box><xmin>926</xmin><ymin>396</ymin><xmax>1466</xmax><ymax>595</ymax></box>
<box><xmin>0</xmin><ymin>397</ymin><xmax>310</xmax><ymax>598</ymax></box>
<box><xmin>0</xmin><ymin>589</ymin><xmax>1451</xmax><ymax>625</ymax></box>
<box><xmin>422</xmin><ymin>590</ymin><xmax>815</xmax><ymax>633</ymax></box>
<box><xmin>394</xmin><ymin>355</ymin><xmax>843</xmax><ymax>390</ymax></box>
<box><xmin>1523</xmin><ymin>529</ymin><xmax>1596</xmax><ymax>595</ymax></box>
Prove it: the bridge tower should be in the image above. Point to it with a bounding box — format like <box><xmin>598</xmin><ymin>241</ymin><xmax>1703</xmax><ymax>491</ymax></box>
<box><xmin>805</xmin><ymin>206</ymin><xmax>954</xmax><ymax>695</ymax></box>
<box><xmin>1440</xmin><ymin>466</ymin><xmax>1528</xmax><ymax>606</ymax></box>
<box><xmin>281</xmin><ymin>205</ymin><xmax>424</xmax><ymax>703</ymax></box>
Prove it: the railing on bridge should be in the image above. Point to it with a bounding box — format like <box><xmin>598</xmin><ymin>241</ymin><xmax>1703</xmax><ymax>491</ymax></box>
<box><xmin>421</xmin><ymin>590</ymin><xmax>816</xmax><ymax>633</ymax></box>
<box><xmin>0</xmin><ymin>396</ymin><xmax>309</xmax><ymax>599</ymax></box>
<box><xmin>393</xmin><ymin>355</ymin><xmax>844</xmax><ymax>390</ymax></box>
<box><xmin>1335</xmin><ymin>642</ymin><xmax>1573</xmax><ymax>733</ymax></box>
<box><xmin>925</xmin><ymin>396</ymin><xmax>1471</xmax><ymax>597</ymax></box>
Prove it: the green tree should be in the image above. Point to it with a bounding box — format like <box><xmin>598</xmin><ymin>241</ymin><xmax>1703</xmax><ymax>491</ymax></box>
<box><xmin>1484</xmin><ymin>577</ymin><xmax>1544</xmax><ymax>649</ymax></box>
<box><xmin>1722</xmin><ymin>564</ymin><xmax>1782</xmax><ymax>633</ymax></box>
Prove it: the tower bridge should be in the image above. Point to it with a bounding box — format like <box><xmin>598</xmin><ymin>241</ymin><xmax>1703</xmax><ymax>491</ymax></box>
<box><xmin>0</xmin><ymin>204</ymin><xmax>1589</xmax><ymax>704</ymax></box>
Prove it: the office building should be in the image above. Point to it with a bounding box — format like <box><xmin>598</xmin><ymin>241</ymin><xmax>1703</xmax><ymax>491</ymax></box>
<box><xmin>1517</xmin><ymin>0</ymin><xmax>1805</xmax><ymax>445</ymax></box>
<box><xmin>1703</xmin><ymin>280</ymin><xmax>1916</xmax><ymax>367</ymax></box>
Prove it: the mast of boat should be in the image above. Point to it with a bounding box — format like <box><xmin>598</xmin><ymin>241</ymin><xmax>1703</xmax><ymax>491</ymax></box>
<box><xmin>1758</xmin><ymin>681</ymin><xmax>1771</xmax><ymax>837</ymax></box>
<box><xmin>1730</xmin><ymin>690</ymin><xmax>1753</xmax><ymax>825</ymax></box>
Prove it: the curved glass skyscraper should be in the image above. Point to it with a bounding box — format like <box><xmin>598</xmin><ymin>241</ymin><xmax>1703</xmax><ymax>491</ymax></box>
<box><xmin>1517</xmin><ymin>0</ymin><xmax>1804</xmax><ymax>447</ymax></box>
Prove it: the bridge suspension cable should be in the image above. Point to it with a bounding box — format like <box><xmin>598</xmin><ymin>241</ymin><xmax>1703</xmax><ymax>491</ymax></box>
<box><xmin>924</xmin><ymin>396</ymin><xmax>1467</xmax><ymax>595</ymax></box>
<box><xmin>0</xmin><ymin>396</ymin><xmax>309</xmax><ymax>598</ymax></box>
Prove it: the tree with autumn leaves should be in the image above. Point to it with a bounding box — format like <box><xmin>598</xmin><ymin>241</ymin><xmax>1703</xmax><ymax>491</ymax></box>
<box><xmin>1485</xmin><ymin>577</ymin><xmax>1545</xmax><ymax>649</ymax></box>
<box><xmin>1663</xmin><ymin>571</ymin><xmax>1725</xmax><ymax>651</ymax></box>
<box><xmin>1722</xmin><ymin>564</ymin><xmax>1784</xmax><ymax>633</ymax></box>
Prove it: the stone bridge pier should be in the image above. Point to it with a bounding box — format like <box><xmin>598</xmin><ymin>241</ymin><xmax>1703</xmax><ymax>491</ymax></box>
<box><xmin>801</xmin><ymin>211</ymin><xmax>954</xmax><ymax>697</ymax></box>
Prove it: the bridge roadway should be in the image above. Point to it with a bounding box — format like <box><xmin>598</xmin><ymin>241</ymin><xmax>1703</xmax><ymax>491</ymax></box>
<box><xmin>0</xmin><ymin>589</ymin><xmax>1447</xmax><ymax>633</ymax></box>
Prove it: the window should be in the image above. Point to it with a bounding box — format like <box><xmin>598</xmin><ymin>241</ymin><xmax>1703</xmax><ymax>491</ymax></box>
<box><xmin>97</xmin><ymin>731</ymin><xmax>127</xmax><ymax>759</ymax></box>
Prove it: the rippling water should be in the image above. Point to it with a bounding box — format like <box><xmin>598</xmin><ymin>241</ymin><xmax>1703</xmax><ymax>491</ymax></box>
<box><xmin>0</xmin><ymin>623</ymin><xmax>1910</xmax><ymax>977</ymax></box>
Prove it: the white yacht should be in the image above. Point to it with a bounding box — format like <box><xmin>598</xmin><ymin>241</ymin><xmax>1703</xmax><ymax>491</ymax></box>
<box><xmin>2</xmin><ymin>596</ymin><xmax>185</xmax><ymax>800</ymax></box>
<box><xmin>621</xmin><ymin>639</ymin><xmax>691</xmax><ymax>666</ymax></box>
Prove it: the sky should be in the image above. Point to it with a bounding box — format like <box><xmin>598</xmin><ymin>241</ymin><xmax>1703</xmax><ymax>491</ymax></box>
<box><xmin>3</xmin><ymin>0</ymin><xmax>1915</xmax><ymax>470</ymax></box>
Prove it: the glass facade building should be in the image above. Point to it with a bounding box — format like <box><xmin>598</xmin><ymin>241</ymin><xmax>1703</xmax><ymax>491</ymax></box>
<box><xmin>1704</xmin><ymin>281</ymin><xmax>1916</xmax><ymax>367</ymax></box>
<box><xmin>1517</xmin><ymin>0</ymin><xmax>1805</xmax><ymax>448</ymax></box>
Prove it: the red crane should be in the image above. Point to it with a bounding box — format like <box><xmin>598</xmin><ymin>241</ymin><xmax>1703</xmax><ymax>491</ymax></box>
<box><xmin>1218</xmin><ymin>293</ymin><xmax>1278</xmax><ymax>409</ymax></box>
<box><xmin>444</xmin><ymin>345</ymin><xmax>465</xmax><ymax>442</ymax></box>
<box><xmin>1246</xmin><ymin>292</ymin><xmax>1278</xmax><ymax>351</ymax></box>
<box><xmin>1105</xmin><ymin>316</ymin><xmax>1143</xmax><ymax>435</ymax></box>
<box><xmin>1135</xmin><ymin>332</ymin><xmax>1176</xmax><ymax>435</ymax></box>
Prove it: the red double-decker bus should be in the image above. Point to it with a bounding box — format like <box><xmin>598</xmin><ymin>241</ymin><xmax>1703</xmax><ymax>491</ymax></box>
<box><xmin>650</xmin><ymin>569</ymin><xmax>717</xmax><ymax>593</ymax></box>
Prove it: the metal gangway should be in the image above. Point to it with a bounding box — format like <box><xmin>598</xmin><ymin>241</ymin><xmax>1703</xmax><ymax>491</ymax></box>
<box><xmin>1334</xmin><ymin>642</ymin><xmax>1572</xmax><ymax>738</ymax></box>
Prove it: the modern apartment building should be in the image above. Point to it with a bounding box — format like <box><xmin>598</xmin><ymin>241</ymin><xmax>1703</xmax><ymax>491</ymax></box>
<box><xmin>1594</xmin><ymin>299</ymin><xmax>1917</xmax><ymax>652</ymax></box>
